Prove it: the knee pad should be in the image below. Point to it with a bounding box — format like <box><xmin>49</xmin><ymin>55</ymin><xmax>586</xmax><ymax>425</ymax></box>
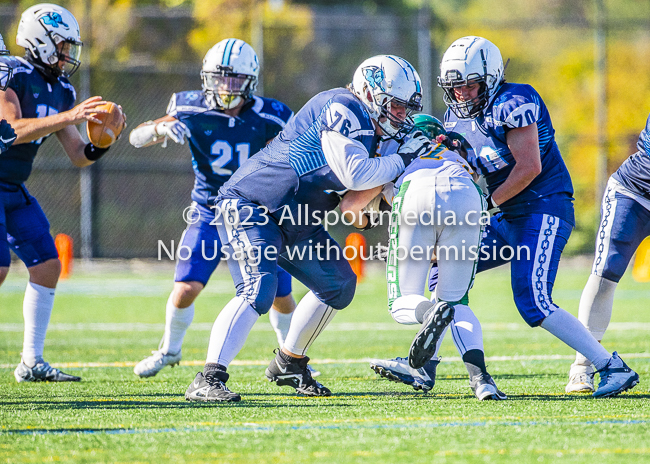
<box><xmin>513</xmin><ymin>292</ymin><xmax>551</xmax><ymax>327</ymax></box>
<box><xmin>239</xmin><ymin>273</ymin><xmax>278</xmax><ymax>316</ymax></box>
<box><xmin>324</xmin><ymin>273</ymin><xmax>356</xmax><ymax>310</ymax></box>
<box><xmin>390</xmin><ymin>294</ymin><xmax>431</xmax><ymax>325</ymax></box>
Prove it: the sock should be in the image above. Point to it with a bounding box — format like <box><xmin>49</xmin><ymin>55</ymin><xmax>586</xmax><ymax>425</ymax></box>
<box><xmin>205</xmin><ymin>296</ymin><xmax>259</xmax><ymax>368</ymax></box>
<box><xmin>574</xmin><ymin>274</ymin><xmax>617</xmax><ymax>367</ymax></box>
<box><xmin>450</xmin><ymin>304</ymin><xmax>484</xmax><ymax>356</ymax></box>
<box><xmin>463</xmin><ymin>349</ymin><xmax>488</xmax><ymax>378</ymax></box>
<box><xmin>160</xmin><ymin>294</ymin><xmax>195</xmax><ymax>355</ymax></box>
<box><xmin>283</xmin><ymin>292</ymin><xmax>336</xmax><ymax>356</ymax></box>
<box><xmin>541</xmin><ymin>308</ymin><xmax>611</xmax><ymax>370</ymax></box>
<box><xmin>22</xmin><ymin>282</ymin><xmax>56</xmax><ymax>367</ymax></box>
<box><xmin>203</xmin><ymin>363</ymin><xmax>229</xmax><ymax>383</ymax></box>
<box><xmin>269</xmin><ymin>309</ymin><xmax>293</xmax><ymax>347</ymax></box>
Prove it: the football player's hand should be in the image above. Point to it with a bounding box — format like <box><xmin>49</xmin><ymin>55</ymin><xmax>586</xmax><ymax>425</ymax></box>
<box><xmin>0</xmin><ymin>119</ymin><xmax>17</xmax><ymax>153</ymax></box>
<box><xmin>68</xmin><ymin>96</ymin><xmax>110</xmax><ymax>125</ymax></box>
<box><xmin>397</xmin><ymin>132</ymin><xmax>431</xmax><ymax>168</ymax></box>
<box><xmin>435</xmin><ymin>134</ymin><xmax>461</xmax><ymax>150</ymax></box>
<box><xmin>155</xmin><ymin>120</ymin><xmax>191</xmax><ymax>145</ymax></box>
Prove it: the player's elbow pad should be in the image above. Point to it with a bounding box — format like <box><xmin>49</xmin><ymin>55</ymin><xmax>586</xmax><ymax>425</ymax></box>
<box><xmin>129</xmin><ymin>122</ymin><xmax>157</xmax><ymax>148</ymax></box>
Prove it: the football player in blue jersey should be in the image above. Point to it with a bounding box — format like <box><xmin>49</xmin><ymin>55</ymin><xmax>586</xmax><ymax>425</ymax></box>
<box><xmin>0</xmin><ymin>32</ymin><xmax>17</xmax><ymax>154</ymax></box>
<box><xmin>184</xmin><ymin>54</ymin><xmax>429</xmax><ymax>402</ymax></box>
<box><xmin>565</xmin><ymin>113</ymin><xmax>650</xmax><ymax>393</ymax></box>
<box><xmin>374</xmin><ymin>36</ymin><xmax>638</xmax><ymax>399</ymax></box>
<box><xmin>129</xmin><ymin>38</ymin><xmax>309</xmax><ymax>378</ymax></box>
<box><xmin>0</xmin><ymin>4</ymin><xmax>119</xmax><ymax>382</ymax></box>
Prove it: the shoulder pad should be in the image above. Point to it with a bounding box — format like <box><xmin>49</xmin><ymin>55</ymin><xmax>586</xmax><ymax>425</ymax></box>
<box><xmin>168</xmin><ymin>91</ymin><xmax>207</xmax><ymax>116</ymax></box>
<box><xmin>0</xmin><ymin>56</ymin><xmax>34</xmax><ymax>76</ymax></box>
<box><xmin>251</xmin><ymin>96</ymin><xmax>293</xmax><ymax>127</ymax></box>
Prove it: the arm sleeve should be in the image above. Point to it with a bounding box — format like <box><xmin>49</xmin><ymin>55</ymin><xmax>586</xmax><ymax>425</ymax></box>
<box><xmin>321</xmin><ymin>129</ymin><xmax>404</xmax><ymax>191</ymax></box>
<box><xmin>497</xmin><ymin>87</ymin><xmax>541</xmax><ymax>130</ymax></box>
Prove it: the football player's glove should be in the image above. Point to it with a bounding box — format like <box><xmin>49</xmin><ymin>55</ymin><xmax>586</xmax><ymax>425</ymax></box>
<box><xmin>397</xmin><ymin>132</ymin><xmax>431</xmax><ymax>168</ymax></box>
<box><xmin>155</xmin><ymin>120</ymin><xmax>191</xmax><ymax>145</ymax></box>
<box><xmin>0</xmin><ymin>120</ymin><xmax>17</xmax><ymax>153</ymax></box>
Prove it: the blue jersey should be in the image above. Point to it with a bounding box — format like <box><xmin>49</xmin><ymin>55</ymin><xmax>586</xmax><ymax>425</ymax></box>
<box><xmin>218</xmin><ymin>88</ymin><xmax>379</xmax><ymax>222</ymax></box>
<box><xmin>167</xmin><ymin>91</ymin><xmax>293</xmax><ymax>206</ymax></box>
<box><xmin>0</xmin><ymin>56</ymin><xmax>76</xmax><ymax>184</ymax></box>
<box><xmin>612</xmin><ymin>113</ymin><xmax>650</xmax><ymax>201</ymax></box>
<box><xmin>444</xmin><ymin>83</ymin><xmax>574</xmax><ymax>223</ymax></box>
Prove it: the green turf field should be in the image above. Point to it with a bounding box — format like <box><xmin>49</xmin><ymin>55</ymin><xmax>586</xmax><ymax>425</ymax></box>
<box><xmin>1</xmin><ymin>261</ymin><xmax>649</xmax><ymax>464</ymax></box>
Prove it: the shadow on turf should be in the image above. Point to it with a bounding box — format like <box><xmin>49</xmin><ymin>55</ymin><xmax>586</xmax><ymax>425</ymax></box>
<box><xmin>0</xmin><ymin>399</ymin><xmax>326</xmax><ymax>409</ymax></box>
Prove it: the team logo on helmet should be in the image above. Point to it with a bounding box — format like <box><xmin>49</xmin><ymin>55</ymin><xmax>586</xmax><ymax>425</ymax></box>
<box><xmin>363</xmin><ymin>67</ymin><xmax>386</xmax><ymax>92</ymax></box>
<box><xmin>41</xmin><ymin>12</ymin><xmax>69</xmax><ymax>29</ymax></box>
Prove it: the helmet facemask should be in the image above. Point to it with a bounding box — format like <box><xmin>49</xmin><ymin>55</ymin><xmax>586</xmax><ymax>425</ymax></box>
<box><xmin>201</xmin><ymin>66</ymin><xmax>257</xmax><ymax>110</ymax></box>
<box><xmin>375</xmin><ymin>91</ymin><xmax>422</xmax><ymax>140</ymax></box>
<box><xmin>52</xmin><ymin>37</ymin><xmax>82</xmax><ymax>77</ymax></box>
<box><xmin>0</xmin><ymin>42</ymin><xmax>12</xmax><ymax>91</ymax></box>
<box><xmin>439</xmin><ymin>69</ymin><xmax>493</xmax><ymax>119</ymax></box>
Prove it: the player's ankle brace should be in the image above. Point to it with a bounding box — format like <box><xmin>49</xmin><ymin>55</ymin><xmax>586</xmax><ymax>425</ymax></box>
<box><xmin>463</xmin><ymin>349</ymin><xmax>488</xmax><ymax>377</ymax></box>
<box><xmin>204</xmin><ymin>363</ymin><xmax>229</xmax><ymax>383</ymax></box>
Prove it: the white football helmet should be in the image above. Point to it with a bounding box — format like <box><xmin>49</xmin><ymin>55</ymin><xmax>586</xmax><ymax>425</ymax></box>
<box><xmin>438</xmin><ymin>36</ymin><xmax>505</xmax><ymax>119</ymax></box>
<box><xmin>0</xmin><ymin>32</ymin><xmax>12</xmax><ymax>91</ymax></box>
<box><xmin>201</xmin><ymin>38</ymin><xmax>259</xmax><ymax>110</ymax></box>
<box><xmin>351</xmin><ymin>55</ymin><xmax>423</xmax><ymax>139</ymax></box>
<box><xmin>16</xmin><ymin>3</ymin><xmax>82</xmax><ymax>78</ymax></box>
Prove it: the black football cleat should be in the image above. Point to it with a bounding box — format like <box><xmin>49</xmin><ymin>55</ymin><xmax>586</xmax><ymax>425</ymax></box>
<box><xmin>185</xmin><ymin>371</ymin><xmax>241</xmax><ymax>403</ymax></box>
<box><xmin>265</xmin><ymin>350</ymin><xmax>331</xmax><ymax>397</ymax></box>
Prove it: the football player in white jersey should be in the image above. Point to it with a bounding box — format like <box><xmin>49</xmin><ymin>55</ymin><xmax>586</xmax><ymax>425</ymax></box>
<box><xmin>344</xmin><ymin>115</ymin><xmax>505</xmax><ymax>400</ymax></box>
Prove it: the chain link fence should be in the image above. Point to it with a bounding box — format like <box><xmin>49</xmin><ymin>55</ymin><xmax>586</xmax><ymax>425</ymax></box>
<box><xmin>3</xmin><ymin>2</ymin><xmax>648</xmax><ymax>258</ymax></box>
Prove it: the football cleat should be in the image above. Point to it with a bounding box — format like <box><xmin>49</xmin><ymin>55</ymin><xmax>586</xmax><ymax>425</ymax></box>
<box><xmin>565</xmin><ymin>363</ymin><xmax>595</xmax><ymax>393</ymax></box>
<box><xmin>14</xmin><ymin>358</ymin><xmax>81</xmax><ymax>383</ymax></box>
<box><xmin>307</xmin><ymin>364</ymin><xmax>321</xmax><ymax>378</ymax></box>
<box><xmin>592</xmin><ymin>352</ymin><xmax>639</xmax><ymax>398</ymax></box>
<box><xmin>265</xmin><ymin>350</ymin><xmax>331</xmax><ymax>397</ymax></box>
<box><xmin>185</xmin><ymin>371</ymin><xmax>241</xmax><ymax>402</ymax></box>
<box><xmin>469</xmin><ymin>372</ymin><xmax>507</xmax><ymax>401</ymax></box>
<box><xmin>134</xmin><ymin>350</ymin><xmax>182</xmax><ymax>378</ymax></box>
<box><xmin>370</xmin><ymin>356</ymin><xmax>440</xmax><ymax>393</ymax></box>
<box><xmin>409</xmin><ymin>301</ymin><xmax>455</xmax><ymax>369</ymax></box>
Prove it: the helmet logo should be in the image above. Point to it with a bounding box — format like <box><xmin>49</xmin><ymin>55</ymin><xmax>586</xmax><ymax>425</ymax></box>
<box><xmin>41</xmin><ymin>12</ymin><xmax>69</xmax><ymax>29</ymax></box>
<box><xmin>363</xmin><ymin>66</ymin><xmax>386</xmax><ymax>92</ymax></box>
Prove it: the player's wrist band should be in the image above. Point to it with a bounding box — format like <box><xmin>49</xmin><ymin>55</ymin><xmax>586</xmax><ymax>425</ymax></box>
<box><xmin>84</xmin><ymin>143</ymin><xmax>110</xmax><ymax>161</ymax></box>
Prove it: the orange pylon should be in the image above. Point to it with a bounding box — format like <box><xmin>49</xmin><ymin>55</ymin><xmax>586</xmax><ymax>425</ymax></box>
<box><xmin>55</xmin><ymin>234</ymin><xmax>73</xmax><ymax>280</ymax></box>
<box><xmin>345</xmin><ymin>233</ymin><xmax>366</xmax><ymax>282</ymax></box>
<box><xmin>632</xmin><ymin>236</ymin><xmax>650</xmax><ymax>283</ymax></box>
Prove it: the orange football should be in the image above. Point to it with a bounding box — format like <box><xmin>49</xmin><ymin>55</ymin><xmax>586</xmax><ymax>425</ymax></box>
<box><xmin>86</xmin><ymin>102</ymin><xmax>125</xmax><ymax>148</ymax></box>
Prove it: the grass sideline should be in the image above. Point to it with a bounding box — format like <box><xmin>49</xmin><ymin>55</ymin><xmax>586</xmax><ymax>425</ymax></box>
<box><xmin>0</xmin><ymin>261</ymin><xmax>649</xmax><ymax>464</ymax></box>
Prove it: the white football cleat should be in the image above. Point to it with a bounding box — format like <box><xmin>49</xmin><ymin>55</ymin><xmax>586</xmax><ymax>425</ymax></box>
<box><xmin>370</xmin><ymin>356</ymin><xmax>439</xmax><ymax>392</ymax></box>
<box><xmin>134</xmin><ymin>350</ymin><xmax>182</xmax><ymax>378</ymax></box>
<box><xmin>593</xmin><ymin>352</ymin><xmax>639</xmax><ymax>398</ymax></box>
<box><xmin>565</xmin><ymin>363</ymin><xmax>595</xmax><ymax>393</ymax></box>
